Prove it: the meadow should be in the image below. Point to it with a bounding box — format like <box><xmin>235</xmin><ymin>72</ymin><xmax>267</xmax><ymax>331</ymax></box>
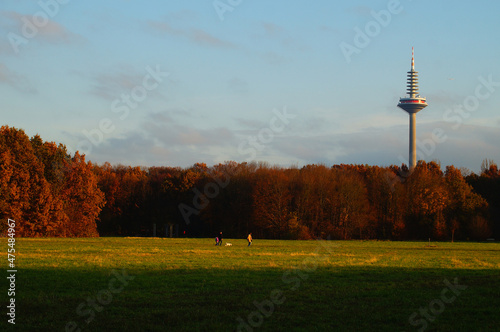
<box><xmin>2</xmin><ymin>238</ymin><xmax>500</xmax><ymax>331</ymax></box>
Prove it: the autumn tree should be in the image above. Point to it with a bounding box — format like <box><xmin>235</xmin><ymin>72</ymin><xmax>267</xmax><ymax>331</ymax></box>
<box><xmin>364</xmin><ymin>166</ymin><xmax>405</xmax><ymax>239</ymax></box>
<box><xmin>330</xmin><ymin>167</ymin><xmax>372</xmax><ymax>239</ymax></box>
<box><xmin>467</xmin><ymin>160</ymin><xmax>499</xmax><ymax>239</ymax></box>
<box><xmin>444</xmin><ymin>166</ymin><xmax>487</xmax><ymax>241</ymax></box>
<box><xmin>30</xmin><ymin>135</ymin><xmax>69</xmax><ymax>192</ymax></box>
<box><xmin>93</xmin><ymin>162</ymin><xmax>121</xmax><ymax>234</ymax></box>
<box><xmin>200</xmin><ymin>162</ymin><xmax>256</xmax><ymax>238</ymax></box>
<box><xmin>60</xmin><ymin>152</ymin><xmax>105</xmax><ymax>237</ymax></box>
<box><xmin>0</xmin><ymin>126</ymin><xmax>66</xmax><ymax>236</ymax></box>
<box><xmin>253</xmin><ymin>166</ymin><xmax>294</xmax><ymax>238</ymax></box>
<box><xmin>162</xmin><ymin>164</ymin><xmax>209</xmax><ymax>235</ymax></box>
<box><xmin>404</xmin><ymin>161</ymin><xmax>449</xmax><ymax>239</ymax></box>
<box><xmin>145</xmin><ymin>166</ymin><xmax>178</xmax><ymax>236</ymax></box>
<box><xmin>293</xmin><ymin>165</ymin><xmax>334</xmax><ymax>238</ymax></box>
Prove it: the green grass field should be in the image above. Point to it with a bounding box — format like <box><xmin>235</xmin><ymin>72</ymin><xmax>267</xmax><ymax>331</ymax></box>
<box><xmin>2</xmin><ymin>238</ymin><xmax>500</xmax><ymax>331</ymax></box>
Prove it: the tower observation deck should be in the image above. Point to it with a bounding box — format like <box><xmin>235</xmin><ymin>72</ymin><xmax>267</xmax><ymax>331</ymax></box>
<box><xmin>397</xmin><ymin>47</ymin><xmax>428</xmax><ymax>169</ymax></box>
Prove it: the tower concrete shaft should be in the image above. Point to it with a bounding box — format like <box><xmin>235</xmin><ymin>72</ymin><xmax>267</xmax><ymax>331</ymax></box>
<box><xmin>397</xmin><ymin>47</ymin><xmax>428</xmax><ymax>170</ymax></box>
<box><xmin>409</xmin><ymin>112</ymin><xmax>416</xmax><ymax>169</ymax></box>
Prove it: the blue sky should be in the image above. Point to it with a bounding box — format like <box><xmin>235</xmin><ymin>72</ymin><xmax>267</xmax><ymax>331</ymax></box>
<box><xmin>1</xmin><ymin>0</ymin><xmax>499</xmax><ymax>172</ymax></box>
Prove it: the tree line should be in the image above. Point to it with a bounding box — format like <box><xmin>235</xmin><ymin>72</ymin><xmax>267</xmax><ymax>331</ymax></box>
<box><xmin>1</xmin><ymin>126</ymin><xmax>499</xmax><ymax>240</ymax></box>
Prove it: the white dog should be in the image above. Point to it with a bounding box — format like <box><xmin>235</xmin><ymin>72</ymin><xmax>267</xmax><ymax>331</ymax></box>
<box><xmin>225</xmin><ymin>243</ymin><xmax>232</xmax><ymax>246</ymax></box>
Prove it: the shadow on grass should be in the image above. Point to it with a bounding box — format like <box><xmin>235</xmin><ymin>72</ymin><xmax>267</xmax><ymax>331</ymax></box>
<box><xmin>6</xmin><ymin>266</ymin><xmax>500</xmax><ymax>332</ymax></box>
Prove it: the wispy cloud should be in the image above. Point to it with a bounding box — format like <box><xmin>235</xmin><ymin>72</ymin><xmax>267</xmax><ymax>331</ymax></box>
<box><xmin>0</xmin><ymin>63</ymin><xmax>37</xmax><ymax>93</ymax></box>
<box><xmin>252</xmin><ymin>22</ymin><xmax>306</xmax><ymax>65</ymax></box>
<box><xmin>258</xmin><ymin>21</ymin><xmax>306</xmax><ymax>51</ymax></box>
<box><xmin>1</xmin><ymin>11</ymin><xmax>82</xmax><ymax>46</ymax></box>
<box><xmin>148</xmin><ymin>20</ymin><xmax>235</xmax><ymax>48</ymax></box>
<box><xmin>80</xmin><ymin>65</ymin><xmax>170</xmax><ymax>102</ymax></box>
<box><xmin>87</xmin><ymin>66</ymin><xmax>147</xmax><ymax>100</ymax></box>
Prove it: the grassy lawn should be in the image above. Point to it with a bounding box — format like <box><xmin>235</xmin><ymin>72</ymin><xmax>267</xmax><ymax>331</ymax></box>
<box><xmin>2</xmin><ymin>238</ymin><xmax>500</xmax><ymax>331</ymax></box>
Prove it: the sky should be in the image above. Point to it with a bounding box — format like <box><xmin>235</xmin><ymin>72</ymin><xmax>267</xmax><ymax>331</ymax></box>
<box><xmin>1</xmin><ymin>0</ymin><xmax>499</xmax><ymax>173</ymax></box>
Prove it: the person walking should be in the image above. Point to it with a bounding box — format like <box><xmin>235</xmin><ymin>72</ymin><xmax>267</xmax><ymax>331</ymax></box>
<box><xmin>218</xmin><ymin>232</ymin><xmax>223</xmax><ymax>246</ymax></box>
<box><xmin>247</xmin><ymin>233</ymin><xmax>252</xmax><ymax>246</ymax></box>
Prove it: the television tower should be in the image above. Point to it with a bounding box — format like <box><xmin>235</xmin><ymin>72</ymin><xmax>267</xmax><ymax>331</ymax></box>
<box><xmin>397</xmin><ymin>47</ymin><xmax>428</xmax><ymax>170</ymax></box>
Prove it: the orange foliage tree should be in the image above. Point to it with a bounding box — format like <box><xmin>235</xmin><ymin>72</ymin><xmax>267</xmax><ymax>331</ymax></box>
<box><xmin>0</xmin><ymin>126</ymin><xmax>66</xmax><ymax>236</ymax></box>
<box><xmin>61</xmin><ymin>152</ymin><xmax>105</xmax><ymax>237</ymax></box>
